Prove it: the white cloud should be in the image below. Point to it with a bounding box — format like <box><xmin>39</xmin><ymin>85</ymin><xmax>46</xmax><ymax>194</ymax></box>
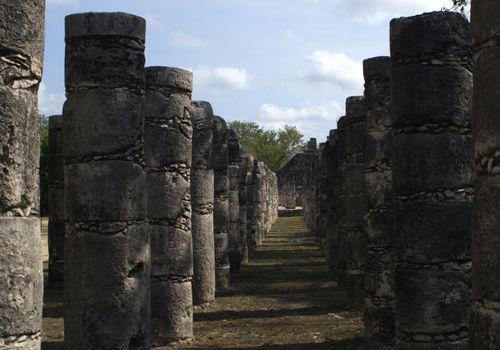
<box><xmin>256</xmin><ymin>101</ymin><xmax>342</xmax><ymax>138</ymax></box>
<box><xmin>38</xmin><ymin>83</ymin><xmax>65</xmax><ymax>116</ymax></box>
<box><xmin>170</xmin><ymin>32</ymin><xmax>205</xmax><ymax>49</ymax></box>
<box><xmin>143</xmin><ymin>13</ymin><xmax>166</xmax><ymax>32</ymax></box>
<box><xmin>305</xmin><ymin>51</ymin><xmax>363</xmax><ymax>90</ymax></box>
<box><xmin>193</xmin><ymin>66</ymin><xmax>253</xmax><ymax>90</ymax></box>
<box><xmin>47</xmin><ymin>0</ymin><xmax>79</xmax><ymax>6</ymax></box>
<box><xmin>336</xmin><ymin>0</ymin><xmax>451</xmax><ymax>25</ymax></box>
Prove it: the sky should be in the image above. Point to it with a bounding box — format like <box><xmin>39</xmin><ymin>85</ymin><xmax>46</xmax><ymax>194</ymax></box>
<box><xmin>41</xmin><ymin>0</ymin><xmax>454</xmax><ymax>142</ymax></box>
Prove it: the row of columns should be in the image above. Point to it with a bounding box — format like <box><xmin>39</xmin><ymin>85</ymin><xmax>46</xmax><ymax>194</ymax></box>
<box><xmin>43</xmin><ymin>11</ymin><xmax>280</xmax><ymax>349</ymax></box>
<box><xmin>303</xmin><ymin>10</ymin><xmax>498</xmax><ymax>349</ymax></box>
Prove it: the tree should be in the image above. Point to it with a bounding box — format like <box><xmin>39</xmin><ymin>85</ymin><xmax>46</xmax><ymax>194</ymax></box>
<box><xmin>228</xmin><ymin>121</ymin><xmax>305</xmax><ymax>172</ymax></box>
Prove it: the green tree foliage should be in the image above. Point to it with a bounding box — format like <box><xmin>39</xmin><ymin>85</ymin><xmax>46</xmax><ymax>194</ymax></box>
<box><xmin>40</xmin><ymin>114</ymin><xmax>49</xmax><ymax>216</ymax></box>
<box><xmin>228</xmin><ymin>121</ymin><xmax>305</xmax><ymax>172</ymax></box>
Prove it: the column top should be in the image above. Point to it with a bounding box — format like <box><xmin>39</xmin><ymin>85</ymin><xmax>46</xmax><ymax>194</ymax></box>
<box><xmin>66</xmin><ymin>12</ymin><xmax>146</xmax><ymax>41</ymax></box>
<box><xmin>390</xmin><ymin>11</ymin><xmax>471</xmax><ymax>62</ymax></box>
<box><xmin>145</xmin><ymin>66</ymin><xmax>193</xmax><ymax>92</ymax></box>
<box><xmin>363</xmin><ymin>56</ymin><xmax>391</xmax><ymax>82</ymax></box>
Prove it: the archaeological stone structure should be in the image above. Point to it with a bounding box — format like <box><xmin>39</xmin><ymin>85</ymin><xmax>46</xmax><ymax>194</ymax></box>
<box><xmin>470</xmin><ymin>1</ymin><xmax>500</xmax><ymax>348</ymax></box>
<box><xmin>277</xmin><ymin>138</ymin><xmax>317</xmax><ymax>208</ymax></box>
<box><xmin>335</xmin><ymin>116</ymin><xmax>348</xmax><ymax>286</ymax></box>
<box><xmin>191</xmin><ymin>101</ymin><xmax>216</xmax><ymax>306</ymax></box>
<box><xmin>326</xmin><ymin>130</ymin><xmax>338</xmax><ymax>272</ymax></box>
<box><xmin>144</xmin><ymin>67</ymin><xmax>193</xmax><ymax>345</ymax></box>
<box><xmin>48</xmin><ymin>115</ymin><xmax>65</xmax><ymax>288</ymax></box>
<box><xmin>5</xmin><ymin>2</ymin><xmax>496</xmax><ymax>349</ymax></box>
<box><xmin>213</xmin><ymin>116</ymin><xmax>231</xmax><ymax>289</ymax></box>
<box><xmin>239</xmin><ymin>148</ymin><xmax>255</xmax><ymax>265</ymax></box>
<box><xmin>391</xmin><ymin>12</ymin><xmax>473</xmax><ymax>349</ymax></box>
<box><xmin>343</xmin><ymin>96</ymin><xmax>367</xmax><ymax>311</ymax></box>
<box><xmin>362</xmin><ymin>56</ymin><xmax>395</xmax><ymax>343</ymax></box>
<box><xmin>63</xmin><ymin>13</ymin><xmax>150</xmax><ymax>349</ymax></box>
<box><xmin>0</xmin><ymin>0</ymin><xmax>45</xmax><ymax>348</ymax></box>
<box><xmin>227</xmin><ymin>129</ymin><xmax>241</xmax><ymax>273</ymax></box>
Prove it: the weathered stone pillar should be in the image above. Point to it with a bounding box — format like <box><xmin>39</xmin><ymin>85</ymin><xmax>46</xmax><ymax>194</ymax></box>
<box><xmin>363</xmin><ymin>56</ymin><xmax>395</xmax><ymax>343</ymax></box>
<box><xmin>239</xmin><ymin>148</ymin><xmax>254</xmax><ymax>264</ymax></box>
<box><xmin>317</xmin><ymin>142</ymin><xmax>329</xmax><ymax>252</ymax></box>
<box><xmin>227</xmin><ymin>129</ymin><xmax>241</xmax><ymax>273</ymax></box>
<box><xmin>246</xmin><ymin>160</ymin><xmax>258</xmax><ymax>256</ymax></box>
<box><xmin>252</xmin><ymin>161</ymin><xmax>265</xmax><ymax>248</ymax></box>
<box><xmin>64</xmin><ymin>13</ymin><xmax>150</xmax><ymax>349</ymax></box>
<box><xmin>344</xmin><ymin>96</ymin><xmax>367</xmax><ymax>311</ymax></box>
<box><xmin>48</xmin><ymin>115</ymin><xmax>65</xmax><ymax>288</ymax></box>
<box><xmin>144</xmin><ymin>67</ymin><xmax>193</xmax><ymax>345</ymax></box>
<box><xmin>326</xmin><ymin>130</ymin><xmax>339</xmax><ymax>271</ymax></box>
<box><xmin>336</xmin><ymin>116</ymin><xmax>347</xmax><ymax>286</ymax></box>
<box><xmin>470</xmin><ymin>2</ymin><xmax>500</xmax><ymax>348</ymax></box>
<box><xmin>0</xmin><ymin>1</ymin><xmax>44</xmax><ymax>348</ymax></box>
<box><xmin>390</xmin><ymin>12</ymin><xmax>472</xmax><ymax>349</ymax></box>
<box><xmin>213</xmin><ymin>116</ymin><xmax>230</xmax><ymax>289</ymax></box>
<box><xmin>191</xmin><ymin>101</ymin><xmax>215</xmax><ymax>306</ymax></box>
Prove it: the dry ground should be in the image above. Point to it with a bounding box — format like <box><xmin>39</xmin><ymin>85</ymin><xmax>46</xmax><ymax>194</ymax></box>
<box><xmin>41</xmin><ymin>217</ymin><xmax>391</xmax><ymax>350</ymax></box>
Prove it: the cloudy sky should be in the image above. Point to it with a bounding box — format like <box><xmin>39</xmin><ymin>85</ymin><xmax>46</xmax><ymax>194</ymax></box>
<box><xmin>41</xmin><ymin>0</ymin><xmax>453</xmax><ymax>141</ymax></box>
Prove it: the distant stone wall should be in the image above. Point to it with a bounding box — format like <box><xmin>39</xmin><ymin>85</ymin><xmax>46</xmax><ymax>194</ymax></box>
<box><xmin>277</xmin><ymin>138</ymin><xmax>317</xmax><ymax>208</ymax></box>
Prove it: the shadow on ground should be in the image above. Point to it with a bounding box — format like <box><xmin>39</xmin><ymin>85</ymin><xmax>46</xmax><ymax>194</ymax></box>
<box><xmin>42</xmin><ymin>217</ymin><xmax>383</xmax><ymax>349</ymax></box>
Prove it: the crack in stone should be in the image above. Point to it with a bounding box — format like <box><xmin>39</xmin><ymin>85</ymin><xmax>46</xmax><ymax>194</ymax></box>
<box><xmin>396</xmin><ymin>186</ymin><xmax>473</xmax><ymax>203</ymax></box>
<box><xmin>64</xmin><ymin>138</ymin><xmax>145</xmax><ymax>168</ymax></box>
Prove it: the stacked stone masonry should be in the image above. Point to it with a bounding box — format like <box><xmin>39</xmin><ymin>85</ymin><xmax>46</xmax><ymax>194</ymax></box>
<box><xmin>213</xmin><ymin>116</ymin><xmax>231</xmax><ymax>290</ymax></box>
<box><xmin>301</xmin><ymin>9</ymin><xmax>477</xmax><ymax>350</ymax></box>
<box><xmin>362</xmin><ymin>56</ymin><xmax>395</xmax><ymax>344</ymax></box>
<box><xmin>191</xmin><ymin>101</ymin><xmax>216</xmax><ymax>307</ymax></box>
<box><xmin>277</xmin><ymin>139</ymin><xmax>316</xmax><ymax>209</ymax></box>
<box><xmin>390</xmin><ymin>12</ymin><xmax>473</xmax><ymax>349</ymax></box>
<box><xmin>48</xmin><ymin>115</ymin><xmax>65</xmax><ymax>289</ymax></box>
<box><xmin>470</xmin><ymin>1</ymin><xmax>500</xmax><ymax>348</ymax></box>
<box><xmin>63</xmin><ymin>12</ymin><xmax>150</xmax><ymax>350</ymax></box>
<box><xmin>239</xmin><ymin>148</ymin><xmax>254</xmax><ymax>264</ymax></box>
<box><xmin>0</xmin><ymin>1</ymin><xmax>45</xmax><ymax>349</ymax></box>
<box><xmin>9</xmin><ymin>4</ymin><xmax>493</xmax><ymax>349</ymax></box>
<box><xmin>144</xmin><ymin>66</ymin><xmax>194</xmax><ymax>345</ymax></box>
<box><xmin>343</xmin><ymin>96</ymin><xmax>367</xmax><ymax>312</ymax></box>
<box><xmin>227</xmin><ymin>129</ymin><xmax>241</xmax><ymax>273</ymax></box>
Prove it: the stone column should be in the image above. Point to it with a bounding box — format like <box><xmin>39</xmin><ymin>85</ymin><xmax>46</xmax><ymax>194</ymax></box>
<box><xmin>64</xmin><ymin>13</ymin><xmax>150</xmax><ymax>349</ymax></box>
<box><xmin>327</xmin><ymin>130</ymin><xmax>339</xmax><ymax>271</ymax></box>
<box><xmin>246</xmin><ymin>160</ymin><xmax>258</xmax><ymax>256</ymax></box>
<box><xmin>48</xmin><ymin>115</ymin><xmax>65</xmax><ymax>288</ymax></box>
<box><xmin>344</xmin><ymin>96</ymin><xmax>367</xmax><ymax>311</ymax></box>
<box><xmin>144</xmin><ymin>67</ymin><xmax>193</xmax><ymax>345</ymax></box>
<box><xmin>363</xmin><ymin>56</ymin><xmax>395</xmax><ymax>343</ymax></box>
<box><xmin>336</xmin><ymin>116</ymin><xmax>347</xmax><ymax>286</ymax></box>
<box><xmin>0</xmin><ymin>1</ymin><xmax>44</xmax><ymax>348</ymax></box>
<box><xmin>251</xmin><ymin>161</ymin><xmax>265</xmax><ymax>248</ymax></box>
<box><xmin>390</xmin><ymin>12</ymin><xmax>472</xmax><ymax>349</ymax></box>
<box><xmin>213</xmin><ymin>116</ymin><xmax>230</xmax><ymax>289</ymax></box>
<box><xmin>227</xmin><ymin>129</ymin><xmax>241</xmax><ymax>273</ymax></box>
<box><xmin>470</xmin><ymin>2</ymin><xmax>500</xmax><ymax>348</ymax></box>
<box><xmin>239</xmin><ymin>148</ymin><xmax>254</xmax><ymax>264</ymax></box>
<box><xmin>191</xmin><ymin>101</ymin><xmax>215</xmax><ymax>306</ymax></box>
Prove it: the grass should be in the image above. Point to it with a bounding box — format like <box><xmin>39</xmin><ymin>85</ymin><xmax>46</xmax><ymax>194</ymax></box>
<box><xmin>41</xmin><ymin>216</ymin><xmax>392</xmax><ymax>350</ymax></box>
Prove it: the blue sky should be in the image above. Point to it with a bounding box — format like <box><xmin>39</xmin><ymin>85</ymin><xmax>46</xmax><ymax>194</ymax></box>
<box><xmin>41</xmin><ymin>0</ymin><xmax>453</xmax><ymax>141</ymax></box>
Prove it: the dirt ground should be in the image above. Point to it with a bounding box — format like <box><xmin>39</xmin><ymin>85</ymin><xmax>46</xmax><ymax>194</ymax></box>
<box><xmin>41</xmin><ymin>217</ymin><xmax>391</xmax><ymax>350</ymax></box>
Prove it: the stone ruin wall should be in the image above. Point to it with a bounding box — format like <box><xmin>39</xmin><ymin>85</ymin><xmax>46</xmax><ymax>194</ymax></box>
<box><xmin>303</xmin><ymin>10</ymin><xmax>491</xmax><ymax>350</ymax></box>
<box><xmin>0</xmin><ymin>1</ymin><xmax>45</xmax><ymax>348</ymax></box>
<box><xmin>0</xmin><ymin>8</ymin><xmax>279</xmax><ymax>349</ymax></box>
<box><xmin>277</xmin><ymin>138</ymin><xmax>317</xmax><ymax>209</ymax></box>
<box><xmin>3</xmin><ymin>4</ymin><xmax>500</xmax><ymax>350</ymax></box>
